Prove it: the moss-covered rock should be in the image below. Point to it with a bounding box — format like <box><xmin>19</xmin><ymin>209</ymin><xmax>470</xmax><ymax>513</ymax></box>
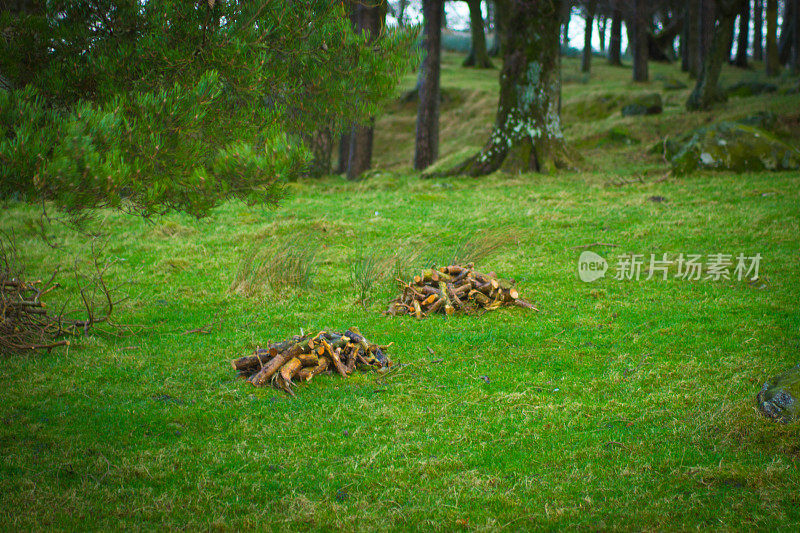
<box><xmin>757</xmin><ymin>364</ymin><xmax>800</xmax><ymax>424</ymax></box>
<box><xmin>621</xmin><ymin>93</ymin><xmax>663</xmax><ymax>116</ymax></box>
<box><xmin>726</xmin><ymin>81</ymin><xmax>778</xmax><ymax>98</ymax></box>
<box><xmin>665</xmin><ymin>121</ymin><xmax>800</xmax><ymax>175</ymax></box>
<box><xmin>603</xmin><ymin>126</ymin><xmax>640</xmax><ymax>146</ymax></box>
<box><xmin>735</xmin><ymin>111</ymin><xmax>778</xmax><ymax>130</ymax></box>
<box><xmin>663</xmin><ymin>78</ymin><xmax>688</xmax><ymax>91</ymax></box>
<box><xmin>562</xmin><ymin>93</ymin><xmax>626</xmax><ymax>121</ymax></box>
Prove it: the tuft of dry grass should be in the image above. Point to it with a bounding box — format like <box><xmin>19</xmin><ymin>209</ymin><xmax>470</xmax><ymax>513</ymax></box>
<box><xmin>348</xmin><ymin>251</ymin><xmax>385</xmax><ymax>306</ymax></box>
<box><xmin>419</xmin><ymin>228</ymin><xmax>520</xmax><ymax>269</ymax></box>
<box><xmin>229</xmin><ymin>240</ymin><xmax>317</xmax><ymax>298</ymax></box>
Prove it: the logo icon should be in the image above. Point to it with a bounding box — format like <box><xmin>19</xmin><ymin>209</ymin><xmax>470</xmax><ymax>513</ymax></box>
<box><xmin>578</xmin><ymin>251</ymin><xmax>608</xmax><ymax>282</ymax></box>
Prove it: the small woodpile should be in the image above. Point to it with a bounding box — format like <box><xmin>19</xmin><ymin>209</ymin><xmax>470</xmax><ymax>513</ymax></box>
<box><xmin>1</xmin><ymin>274</ymin><xmax>69</xmax><ymax>353</ymax></box>
<box><xmin>385</xmin><ymin>264</ymin><xmax>537</xmax><ymax>318</ymax></box>
<box><xmin>232</xmin><ymin>327</ymin><xmax>392</xmax><ymax>396</ymax></box>
<box><xmin>2</xmin><ymin>239</ymin><xmax>69</xmax><ymax>353</ymax></box>
<box><xmin>1</xmin><ymin>235</ymin><xmax>115</xmax><ymax>354</ymax></box>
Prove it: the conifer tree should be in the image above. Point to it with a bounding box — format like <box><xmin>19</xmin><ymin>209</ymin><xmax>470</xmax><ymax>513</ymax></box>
<box><xmin>0</xmin><ymin>1</ymin><xmax>415</xmax><ymax>219</ymax></box>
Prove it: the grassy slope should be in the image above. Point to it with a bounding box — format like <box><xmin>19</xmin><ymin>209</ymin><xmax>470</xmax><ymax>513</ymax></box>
<box><xmin>1</xmin><ymin>54</ymin><xmax>800</xmax><ymax>531</ymax></box>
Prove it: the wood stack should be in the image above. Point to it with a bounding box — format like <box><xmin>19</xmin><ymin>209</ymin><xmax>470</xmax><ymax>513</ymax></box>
<box><xmin>385</xmin><ymin>264</ymin><xmax>537</xmax><ymax>318</ymax></box>
<box><xmin>2</xmin><ymin>235</ymin><xmax>113</xmax><ymax>354</ymax></box>
<box><xmin>1</xmin><ymin>263</ymin><xmax>75</xmax><ymax>353</ymax></box>
<box><xmin>232</xmin><ymin>327</ymin><xmax>392</xmax><ymax>396</ymax></box>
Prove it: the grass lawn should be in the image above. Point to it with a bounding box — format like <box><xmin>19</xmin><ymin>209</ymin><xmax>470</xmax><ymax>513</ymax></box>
<box><xmin>1</xmin><ymin>54</ymin><xmax>800</xmax><ymax>530</ymax></box>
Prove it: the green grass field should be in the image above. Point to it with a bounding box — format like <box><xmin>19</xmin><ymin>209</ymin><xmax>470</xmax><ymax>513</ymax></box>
<box><xmin>2</xmin><ymin>53</ymin><xmax>800</xmax><ymax>530</ymax></box>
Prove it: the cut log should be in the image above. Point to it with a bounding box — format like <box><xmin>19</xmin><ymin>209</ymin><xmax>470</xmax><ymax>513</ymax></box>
<box><xmin>249</xmin><ymin>341</ymin><xmax>307</xmax><ymax>387</ymax></box>
<box><xmin>280</xmin><ymin>357</ymin><xmax>303</xmax><ymax>382</ymax></box>
<box><xmin>297</xmin><ymin>353</ymin><xmax>320</xmax><ymax>366</ymax></box>
<box><xmin>231</xmin><ymin>337</ymin><xmax>306</xmax><ymax>372</ymax></box>
<box><xmin>427</xmin><ymin>297</ymin><xmax>444</xmax><ymax>313</ymax></box>
<box><xmin>446</xmin><ymin>282</ymin><xmax>466</xmax><ymax>311</ymax></box>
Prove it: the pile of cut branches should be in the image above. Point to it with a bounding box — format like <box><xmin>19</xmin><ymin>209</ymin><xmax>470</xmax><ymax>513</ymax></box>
<box><xmin>1</xmin><ymin>235</ymin><xmax>116</xmax><ymax>354</ymax></box>
<box><xmin>386</xmin><ymin>264</ymin><xmax>537</xmax><ymax>318</ymax></box>
<box><xmin>1</xmin><ymin>268</ymin><xmax>70</xmax><ymax>353</ymax></box>
<box><xmin>232</xmin><ymin>327</ymin><xmax>392</xmax><ymax>396</ymax></box>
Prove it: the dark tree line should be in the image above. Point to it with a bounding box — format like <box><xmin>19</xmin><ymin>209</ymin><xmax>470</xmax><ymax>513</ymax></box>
<box><xmin>562</xmin><ymin>0</ymin><xmax>800</xmax><ymax>108</ymax></box>
<box><xmin>404</xmin><ymin>0</ymin><xmax>800</xmax><ymax>177</ymax></box>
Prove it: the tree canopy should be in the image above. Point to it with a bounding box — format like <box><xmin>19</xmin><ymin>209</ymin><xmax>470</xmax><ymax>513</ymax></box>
<box><xmin>0</xmin><ymin>1</ymin><xmax>416</xmax><ymax>219</ymax></box>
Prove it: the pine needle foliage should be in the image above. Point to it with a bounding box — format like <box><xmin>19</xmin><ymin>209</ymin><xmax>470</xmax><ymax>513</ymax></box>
<box><xmin>0</xmin><ymin>1</ymin><xmax>417</xmax><ymax>219</ymax></box>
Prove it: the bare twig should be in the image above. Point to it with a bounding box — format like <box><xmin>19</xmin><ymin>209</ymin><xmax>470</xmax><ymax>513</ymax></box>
<box><xmin>569</xmin><ymin>243</ymin><xmax>618</xmax><ymax>250</ymax></box>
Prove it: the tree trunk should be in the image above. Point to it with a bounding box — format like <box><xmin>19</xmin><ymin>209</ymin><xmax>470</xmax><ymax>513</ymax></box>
<box><xmin>337</xmin><ymin>133</ymin><xmax>350</xmax><ymax>174</ymax></box>
<box><xmin>347</xmin><ymin>123</ymin><xmax>373</xmax><ymax>179</ymax></box>
<box><xmin>463</xmin><ymin>0</ymin><xmax>493</xmax><ymax>68</ymax></box>
<box><xmin>687</xmin><ymin>0</ymin><xmax>702</xmax><ymax>77</ymax></box>
<box><xmin>688</xmin><ymin>0</ymin><xmax>744</xmax><ymax>111</ymax></box>
<box><xmin>733</xmin><ymin>1</ymin><xmax>750</xmax><ymax>67</ymax></box>
<box><xmin>562</xmin><ymin>1</ymin><xmax>572</xmax><ymax>48</ymax></box>
<box><xmin>435</xmin><ymin>0</ymin><xmax>570</xmax><ymax>177</ymax></box>
<box><xmin>346</xmin><ymin>1</ymin><xmax>385</xmax><ymax>179</ymax></box>
<box><xmin>701</xmin><ymin>0</ymin><xmax>716</xmax><ymax>64</ymax></box>
<box><xmin>608</xmin><ymin>0</ymin><xmax>622</xmax><ymax>65</ymax></box>
<box><xmin>778</xmin><ymin>0</ymin><xmax>795</xmax><ymax>65</ymax></box>
<box><xmin>414</xmin><ymin>0</ymin><xmax>442</xmax><ymax>170</ymax></box>
<box><xmin>766</xmin><ymin>0</ymin><xmax>780</xmax><ymax>75</ymax></box>
<box><xmin>724</xmin><ymin>17</ymin><xmax>736</xmax><ymax>62</ymax></box>
<box><xmin>632</xmin><ymin>0</ymin><xmax>649</xmax><ymax>81</ymax></box>
<box><xmin>304</xmin><ymin>126</ymin><xmax>333</xmax><ymax>178</ymax></box>
<box><xmin>753</xmin><ymin>0</ymin><xmax>764</xmax><ymax>60</ymax></box>
<box><xmin>681</xmin><ymin>5</ymin><xmax>690</xmax><ymax>71</ymax></box>
<box><xmin>396</xmin><ymin>0</ymin><xmax>408</xmax><ymax>27</ymax></box>
<box><xmin>648</xmin><ymin>11</ymin><xmax>683</xmax><ymax>62</ymax></box>
<box><xmin>581</xmin><ymin>1</ymin><xmax>596</xmax><ymax>73</ymax></box>
<box><xmin>793</xmin><ymin>0</ymin><xmax>800</xmax><ymax>73</ymax></box>
<box><xmin>597</xmin><ymin>15</ymin><xmax>607</xmax><ymax>52</ymax></box>
<box><xmin>487</xmin><ymin>1</ymin><xmax>500</xmax><ymax>56</ymax></box>
<box><xmin>337</xmin><ymin>2</ymin><xmax>358</xmax><ymax>176</ymax></box>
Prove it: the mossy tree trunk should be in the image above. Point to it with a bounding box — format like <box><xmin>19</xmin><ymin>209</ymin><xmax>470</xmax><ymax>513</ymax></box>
<box><xmin>435</xmin><ymin>0</ymin><xmax>570</xmax><ymax>176</ymax></box>
<box><xmin>463</xmin><ymin>0</ymin><xmax>494</xmax><ymax>68</ymax></box>
<box><xmin>766</xmin><ymin>0</ymin><xmax>780</xmax><ymax>76</ymax></box>
<box><xmin>608</xmin><ymin>0</ymin><xmax>622</xmax><ymax>65</ymax></box>
<box><xmin>581</xmin><ymin>0</ymin><xmax>596</xmax><ymax>73</ymax></box>
<box><xmin>687</xmin><ymin>0</ymin><xmax>745</xmax><ymax>111</ymax></box>
<box><xmin>414</xmin><ymin>0</ymin><xmax>442</xmax><ymax>170</ymax></box>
